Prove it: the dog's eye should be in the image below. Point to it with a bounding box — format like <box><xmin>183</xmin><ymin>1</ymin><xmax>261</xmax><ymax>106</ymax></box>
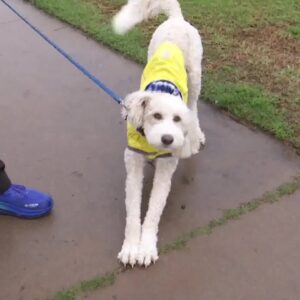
<box><xmin>153</xmin><ymin>113</ymin><xmax>162</xmax><ymax>120</ymax></box>
<box><xmin>173</xmin><ymin>115</ymin><xmax>181</xmax><ymax>122</ymax></box>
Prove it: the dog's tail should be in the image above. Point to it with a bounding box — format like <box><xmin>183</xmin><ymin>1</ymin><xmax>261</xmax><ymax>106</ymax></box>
<box><xmin>112</xmin><ymin>0</ymin><xmax>183</xmax><ymax>35</ymax></box>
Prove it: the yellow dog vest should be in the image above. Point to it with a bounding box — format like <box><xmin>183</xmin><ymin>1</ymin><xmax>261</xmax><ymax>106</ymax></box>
<box><xmin>127</xmin><ymin>42</ymin><xmax>188</xmax><ymax>159</ymax></box>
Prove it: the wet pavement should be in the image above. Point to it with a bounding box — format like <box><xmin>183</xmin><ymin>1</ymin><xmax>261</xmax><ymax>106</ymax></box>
<box><xmin>90</xmin><ymin>190</ymin><xmax>300</xmax><ymax>300</ymax></box>
<box><xmin>0</xmin><ymin>1</ymin><xmax>299</xmax><ymax>299</ymax></box>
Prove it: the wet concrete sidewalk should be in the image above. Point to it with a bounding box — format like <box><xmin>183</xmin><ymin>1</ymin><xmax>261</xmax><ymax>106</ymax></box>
<box><xmin>90</xmin><ymin>190</ymin><xmax>300</xmax><ymax>300</ymax></box>
<box><xmin>0</xmin><ymin>1</ymin><xmax>299</xmax><ymax>299</ymax></box>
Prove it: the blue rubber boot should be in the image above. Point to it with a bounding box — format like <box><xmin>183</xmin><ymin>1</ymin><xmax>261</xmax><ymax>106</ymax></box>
<box><xmin>0</xmin><ymin>184</ymin><xmax>53</xmax><ymax>218</ymax></box>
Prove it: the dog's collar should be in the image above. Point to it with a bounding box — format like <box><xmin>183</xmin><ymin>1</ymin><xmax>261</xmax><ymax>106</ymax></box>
<box><xmin>145</xmin><ymin>80</ymin><xmax>183</xmax><ymax>99</ymax></box>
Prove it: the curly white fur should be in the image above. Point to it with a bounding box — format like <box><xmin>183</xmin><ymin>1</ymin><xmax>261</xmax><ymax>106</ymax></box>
<box><xmin>113</xmin><ymin>0</ymin><xmax>205</xmax><ymax>267</ymax></box>
<box><xmin>113</xmin><ymin>0</ymin><xmax>183</xmax><ymax>35</ymax></box>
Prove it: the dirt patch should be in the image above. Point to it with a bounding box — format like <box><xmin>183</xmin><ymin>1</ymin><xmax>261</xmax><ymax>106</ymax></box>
<box><xmin>89</xmin><ymin>0</ymin><xmax>122</xmax><ymax>17</ymax></box>
<box><xmin>203</xmin><ymin>25</ymin><xmax>300</xmax><ymax>145</ymax></box>
<box><xmin>231</xmin><ymin>26</ymin><xmax>299</xmax><ymax>91</ymax></box>
<box><xmin>230</xmin><ymin>26</ymin><xmax>300</xmax><ymax>143</ymax></box>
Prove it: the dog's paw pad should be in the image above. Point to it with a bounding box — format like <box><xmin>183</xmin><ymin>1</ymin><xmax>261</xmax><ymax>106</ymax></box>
<box><xmin>118</xmin><ymin>243</ymin><xmax>139</xmax><ymax>267</ymax></box>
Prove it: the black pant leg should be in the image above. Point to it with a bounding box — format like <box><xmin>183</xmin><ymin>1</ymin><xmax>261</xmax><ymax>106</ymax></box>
<box><xmin>0</xmin><ymin>160</ymin><xmax>12</xmax><ymax>194</ymax></box>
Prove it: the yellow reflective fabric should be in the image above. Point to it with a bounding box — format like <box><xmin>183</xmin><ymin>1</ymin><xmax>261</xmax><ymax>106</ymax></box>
<box><xmin>141</xmin><ymin>42</ymin><xmax>188</xmax><ymax>103</ymax></box>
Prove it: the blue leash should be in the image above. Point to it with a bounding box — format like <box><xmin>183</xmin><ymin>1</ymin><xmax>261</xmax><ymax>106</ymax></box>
<box><xmin>1</xmin><ymin>0</ymin><xmax>122</xmax><ymax>104</ymax></box>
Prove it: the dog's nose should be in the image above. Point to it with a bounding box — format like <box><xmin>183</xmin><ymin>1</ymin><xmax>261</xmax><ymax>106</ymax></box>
<box><xmin>161</xmin><ymin>134</ymin><xmax>174</xmax><ymax>145</ymax></box>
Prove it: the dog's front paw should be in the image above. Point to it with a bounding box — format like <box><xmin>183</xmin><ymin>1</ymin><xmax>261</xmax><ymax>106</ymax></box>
<box><xmin>138</xmin><ymin>233</ymin><xmax>158</xmax><ymax>267</ymax></box>
<box><xmin>118</xmin><ymin>241</ymin><xmax>139</xmax><ymax>267</ymax></box>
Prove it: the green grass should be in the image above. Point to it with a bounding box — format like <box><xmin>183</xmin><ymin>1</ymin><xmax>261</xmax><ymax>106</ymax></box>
<box><xmin>45</xmin><ymin>176</ymin><xmax>300</xmax><ymax>299</ymax></box>
<box><xmin>289</xmin><ymin>26</ymin><xmax>300</xmax><ymax>40</ymax></box>
<box><xmin>48</xmin><ymin>271</ymin><xmax>117</xmax><ymax>300</ymax></box>
<box><xmin>204</xmin><ymin>77</ymin><xmax>293</xmax><ymax>140</ymax></box>
<box><xmin>29</xmin><ymin>0</ymin><xmax>300</xmax><ymax>151</ymax></box>
<box><xmin>30</xmin><ymin>0</ymin><xmax>147</xmax><ymax>63</ymax></box>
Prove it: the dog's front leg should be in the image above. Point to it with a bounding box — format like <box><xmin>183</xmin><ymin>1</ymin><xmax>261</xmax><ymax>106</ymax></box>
<box><xmin>118</xmin><ymin>148</ymin><xmax>145</xmax><ymax>267</ymax></box>
<box><xmin>138</xmin><ymin>157</ymin><xmax>178</xmax><ymax>267</ymax></box>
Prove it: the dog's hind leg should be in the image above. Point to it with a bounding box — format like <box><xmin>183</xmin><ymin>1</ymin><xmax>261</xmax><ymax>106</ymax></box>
<box><xmin>118</xmin><ymin>148</ymin><xmax>145</xmax><ymax>267</ymax></box>
<box><xmin>183</xmin><ymin>28</ymin><xmax>206</xmax><ymax>154</ymax></box>
<box><xmin>138</xmin><ymin>156</ymin><xmax>178</xmax><ymax>267</ymax></box>
<box><xmin>188</xmin><ymin>69</ymin><xmax>206</xmax><ymax>150</ymax></box>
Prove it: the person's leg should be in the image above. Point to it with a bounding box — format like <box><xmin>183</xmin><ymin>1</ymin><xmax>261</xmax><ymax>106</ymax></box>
<box><xmin>0</xmin><ymin>159</ymin><xmax>53</xmax><ymax>218</ymax></box>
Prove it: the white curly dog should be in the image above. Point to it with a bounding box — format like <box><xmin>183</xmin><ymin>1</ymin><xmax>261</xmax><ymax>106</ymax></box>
<box><xmin>113</xmin><ymin>0</ymin><xmax>205</xmax><ymax>267</ymax></box>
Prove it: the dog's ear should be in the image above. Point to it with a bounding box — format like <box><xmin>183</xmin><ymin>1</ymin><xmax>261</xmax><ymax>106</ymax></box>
<box><xmin>121</xmin><ymin>91</ymin><xmax>151</xmax><ymax>128</ymax></box>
